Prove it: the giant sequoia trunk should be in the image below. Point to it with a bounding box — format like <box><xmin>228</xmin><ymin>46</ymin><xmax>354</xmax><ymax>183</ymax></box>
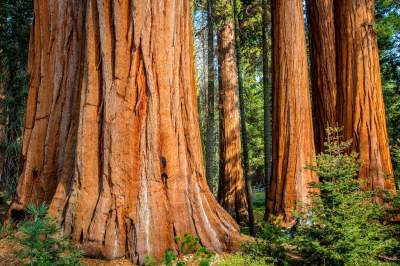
<box><xmin>266</xmin><ymin>0</ymin><xmax>318</xmax><ymax>224</ymax></box>
<box><xmin>217</xmin><ymin>17</ymin><xmax>249</xmax><ymax>226</ymax></box>
<box><xmin>335</xmin><ymin>0</ymin><xmax>395</xmax><ymax>190</ymax></box>
<box><xmin>307</xmin><ymin>0</ymin><xmax>337</xmax><ymax>153</ymax></box>
<box><xmin>8</xmin><ymin>0</ymin><xmax>244</xmax><ymax>263</ymax></box>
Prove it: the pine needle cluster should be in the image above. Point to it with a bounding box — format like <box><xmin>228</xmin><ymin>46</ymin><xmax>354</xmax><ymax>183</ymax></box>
<box><xmin>10</xmin><ymin>203</ymin><xmax>83</xmax><ymax>266</ymax></box>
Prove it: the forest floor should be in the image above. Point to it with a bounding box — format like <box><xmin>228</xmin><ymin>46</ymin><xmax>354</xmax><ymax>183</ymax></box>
<box><xmin>81</xmin><ymin>258</ymin><xmax>133</xmax><ymax>266</ymax></box>
<box><xmin>252</xmin><ymin>192</ymin><xmax>266</xmax><ymax>222</ymax></box>
<box><xmin>0</xmin><ymin>192</ymin><xmax>266</xmax><ymax>265</ymax></box>
<box><xmin>0</xmin><ymin>240</ymin><xmax>134</xmax><ymax>266</ymax></box>
<box><xmin>0</xmin><ymin>236</ymin><xmax>134</xmax><ymax>265</ymax></box>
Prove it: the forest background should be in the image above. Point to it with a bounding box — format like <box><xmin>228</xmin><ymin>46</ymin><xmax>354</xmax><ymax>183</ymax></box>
<box><xmin>0</xmin><ymin>0</ymin><xmax>399</xmax><ymax>265</ymax></box>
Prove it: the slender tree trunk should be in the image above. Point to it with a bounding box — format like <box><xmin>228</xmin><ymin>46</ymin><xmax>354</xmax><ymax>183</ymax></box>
<box><xmin>233</xmin><ymin>0</ymin><xmax>254</xmax><ymax>235</ymax></box>
<box><xmin>266</xmin><ymin>0</ymin><xmax>318</xmax><ymax>225</ymax></box>
<box><xmin>335</xmin><ymin>0</ymin><xmax>395</xmax><ymax>190</ymax></box>
<box><xmin>0</xmin><ymin>6</ymin><xmax>8</xmax><ymax>187</ymax></box>
<box><xmin>0</xmin><ymin>6</ymin><xmax>6</xmax><ymax>192</ymax></box>
<box><xmin>205</xmin><ymin>0</ymin><xmax>216</xmax><ymax>189</ymax></box>
<box><xmin>262</xmin><ymin>0</ymin><xmax>272</xmax><ymax>220</ymax></box>
<box><xmin>0</xmin><ymin>22</ymin><xmax>7</xmax><ymax>189</ymax></box>
<box><xmin>396</xmin><ymin>66</ymin><xmax>400</xmax><ymax>92</ymax></box>
<box><xmin>7</xmin><ymin>0</ymin><xmax>244</xmax><ymax>263</ymax></box>
<box><xmin>217</xmin><ymin>14</ymin><xmax>249</xmax><ymax>226</ymax></box>
<box><xmin>391</xmin><ymin>62</ymin><xmax>400</xmax><ymax>92</ymax></box>
<box><xmin>198</xmin><ymin>5</ymin><xmax>208</xmax><ymax>145</ymax></box>
<box><xmin>307</xmin><ymin>0</ymin><xmax>337</xmax><ymax>153</ymax></box>
<box><xmin>0</xmin><ymin>1</ymin><xmax>32</xmax><ymax>196</ymax></box>
<box><xmin>0</xmin><ymin>70</ymin><xmax>5</xmax><ymax>188</ymax></box>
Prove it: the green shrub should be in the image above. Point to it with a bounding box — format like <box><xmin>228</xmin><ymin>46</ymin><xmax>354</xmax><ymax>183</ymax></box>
<box><xmin>292</xmin><ymin>127</ymin><xmax>400</xmax><ymax>266</ymax></box>
<box><xmin>215</xmin><ymin>253</ymin><xmax>270</xmax><ymax>266</ymax></box>
<box><xmin>145</xmin><ymin>233</ymin><xmax>213</xmax><ymax>266</ymax></box>
<box><xmin>241</xmin><ymin>127</ymin><xmax>400</xmax><ymax>266</ymax></box>
<box><xmin>161</xmin><ymin>250</ymin><xmax>177</xmax><ymax>266</ymax></box>
<box><xmin>0</xmin><ymin>222</ymin><xmax>12</xmax><ymax>239</ymax></box>
<box><xmin>10</xmin><ymin>203</ymin><xmax>83</xmax><ymax>266</ymax></box>
<box><xmin>241</xmin><ymin>219</ymin><xmax>289</xmax><ymax>266</ymax></box>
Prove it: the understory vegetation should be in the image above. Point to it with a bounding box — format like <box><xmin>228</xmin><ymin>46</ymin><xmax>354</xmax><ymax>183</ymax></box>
<box><xmin>0</xmin><ymin>127</ymin><xmax>399</xmax><ymax>265</ymax></box>
<box><xmin>0</xmin><ymin>203</ymin><xmax>83</xmax><ymax>266</ymax></box>
<box><xmin>145</xmin><ymin>234</ymin><xmax>213</xmax><ymax>266</ymax></box>
<box><xmin>218</xmin><ymin>128</ymin><xmax>400</xmax><ymax>266</ymax></box>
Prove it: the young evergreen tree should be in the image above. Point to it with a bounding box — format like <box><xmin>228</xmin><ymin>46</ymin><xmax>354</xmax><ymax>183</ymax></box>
<box><xmin>12</xmin><ymin>203</ymin><xmax>83</xmax><ymax>266</ymax></box>
<box><xmin>242</xmin><ymin>128</ymin><xmax>400</xmax><ymax>265</ymax></box>
<box><xmin>293</xmin><ymin>128</ymin><xmax>400</xmax><ymax>265</ymax></box>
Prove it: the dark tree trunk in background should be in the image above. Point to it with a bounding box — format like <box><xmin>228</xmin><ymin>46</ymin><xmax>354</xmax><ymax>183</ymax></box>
<box><xmin>205</xmin><ymin>0</ymin><xmax>217</xmax><ymax>189</ymax></box>
<box><xmin>0</xmin><ymin>8</ymin><xmax>6</xmax><ymax>186</ymax></box>
<box><xmin>262</xmin><ymin>0</ymin><xmax>272</xmax><ymax>220</ymax></box>
<box><xmin>0</xmin><ymin>1</ymin><xmax>32</xmax><ymax>195</ymax></box>
<box><xmin>266</xmin><ymin>0</ymin><xmax>318</xmax><ymax>225</ymax></box>
<box><xmin>335</xmin><ymin>0</ymin><xmax>396</xmax><ymax>190</ymax></box>
<box><xmin>0</xmin><ymin>69</ymin><xmax>5</xmax><ymax>187</ymax></box>
<box><xmin>198</xmin><ymin>3</ymin><xmax>208</xmax><ymax>147</ymax></box>
<box><xmin>217</xmin><ymin>9</ymin><xmax>249</xmax><ymax>225</ymax></box>
<box><xmin>392</xmin><ymin>62</ymin><xmax>400</xmax><ymax>92</ymax></box>
<box><xmin>233</xmin><ymin>0</ymin><xmax>254</xmax><ymax>235</ymax></box>
<box><xmin>307</xmin><ymin>0</ymin><xmax>337</xmax><ymax>153</ymax></box>
<box><xmin>7</xmin><ymin>0</ymin><xmax>245</xmax><ymax>263</ymax></box>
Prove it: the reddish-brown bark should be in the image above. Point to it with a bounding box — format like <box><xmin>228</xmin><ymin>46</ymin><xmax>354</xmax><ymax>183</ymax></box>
<box><xmin>217</xmin><ymin>18</ymin><xmax>249</xmax><ymax>226</ymax></box>
<box><xmin>335</xmin><ymin>0</ymin><xmax>395</xmax><ymax>190</ymax></box>
<box><xmin>266</xmin><ymin>0</ymin><xmax>318</xmax><ymax>225</ymax></box>
<box><xmin>307</xmin><ymin>0</ymin><xmax>337</xmax><ymax>153</ymax></box>
<box><xmin>7</xmin><ymin>0</ymin><xmax>244</xmax><ymax>263</ymax></box>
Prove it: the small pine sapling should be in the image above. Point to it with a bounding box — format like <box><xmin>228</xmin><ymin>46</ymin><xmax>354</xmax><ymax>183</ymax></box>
<box><xmin>293</xmin><ymin>127</ymin><xmax>399</xmax><ymax>265</ymax></box>
<box><xmin>11</xmin><ymin>203</ymin><xmax>83</xmax><ymax>266</ymax></box>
